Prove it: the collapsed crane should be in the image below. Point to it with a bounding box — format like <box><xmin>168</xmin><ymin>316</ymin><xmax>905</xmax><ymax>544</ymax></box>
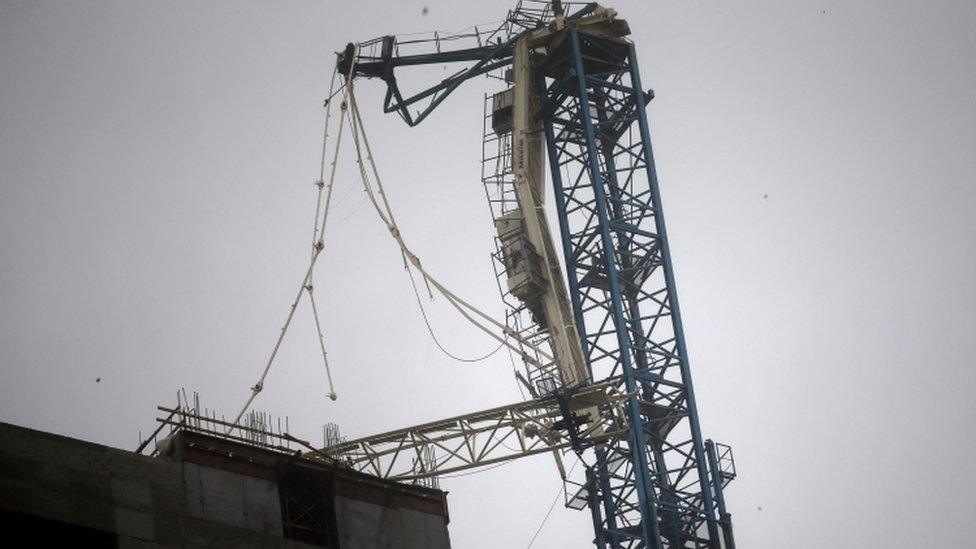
<box><xmin>315</xmin><ymin>2</ymin><xmax>737</xmax><ymax>547</ymax></box>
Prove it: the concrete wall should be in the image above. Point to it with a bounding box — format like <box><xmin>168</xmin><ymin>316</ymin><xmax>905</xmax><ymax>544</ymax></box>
<box><xmin>0</xmin><ymin>422</ymin><xmax>450</xmax><ymax>548</ymax></box>
<box><xmin>183</xmin><ymin>462</ymin><xmax>284</xmax><ymax>536</ymax></box>
<box><xmin>336</xmin><ymin>497</ymin><xmax>450</xmax><ymax>549</ymax></box>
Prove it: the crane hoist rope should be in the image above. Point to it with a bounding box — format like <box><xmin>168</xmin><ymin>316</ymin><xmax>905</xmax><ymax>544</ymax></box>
<box><xmin>228</xmin><ymin>52</ymin><xmax>356</xmax><ymax>429</ymax></box>
<box><xmin>230</xmin><ymin>52</ymin><xmax>553</xmax><ymax>428</ymax></box>
<box><xmin>405</xmin><ymin>264</ymin><xmax>506</xmax><ymax>363</ymax></box>
<box><xmin>344</xmin><ymin>79</ymin><xmax>558</xmax><ymax>366</ymax></box>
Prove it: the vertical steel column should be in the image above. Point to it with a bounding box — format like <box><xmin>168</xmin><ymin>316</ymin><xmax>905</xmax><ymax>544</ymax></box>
<box><xmin>585</xmin><ymin>468</ymin><xmax>609</xmax><ymax>549</ymax></box>
<box><xmin>592</xmin><ymin>87</ymin><xmax>685</xmax><ymax>549</ymax></box>
<box><xmin>626</xmin><ymin>43</ymin><xmax>720</xmax><ymax>545</ymax></box>
<box><xmin>568</xmin><ymin>28</ymin><xmax>660</xmax><ymax>546</ymax></box>
<box><xmin>537</xmin><ymin>28</ymin><xmax>726</xmax><ymax>548</ymax></box>
<box><xmin>705</xmin><ymin>440</ymin><xmax>736</xmax><ymax>549</ymax></box>
<box><xmin>543</xmin><ymin>79</ymin><xmax>624</xmax><ymax>549</ymax></box>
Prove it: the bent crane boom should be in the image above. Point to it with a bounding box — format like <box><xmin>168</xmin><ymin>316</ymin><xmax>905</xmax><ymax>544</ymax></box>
<box><xmin>317</xmin><ymin>3</ymin><xmax>737</xmax><ymax>548</ymax></box>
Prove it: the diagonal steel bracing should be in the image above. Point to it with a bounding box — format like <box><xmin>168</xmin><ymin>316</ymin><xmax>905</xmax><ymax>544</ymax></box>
<box><xmin>310</xmin><ymin>379</ymin><xmax>633</xmax><ymax>483</ymax></box>
<box><xmin>538</xmin><ymin>29</ymin><xmax>721</xmax><ymax>548</ymax></box>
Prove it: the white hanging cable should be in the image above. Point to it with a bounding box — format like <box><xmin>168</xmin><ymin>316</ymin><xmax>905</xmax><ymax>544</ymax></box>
<box><xmin>302</xmin><ymin>55</ymin><xmax>358</xmax><ymax>403</ymax></box>
<box><xmin>315</xmin><ymin>57</ymin><xmax>357</xmax><ymax>245</ymax></box>
<box><xmin>311</xmin><ymin>66</ymin><xmax>341</xmax><ymax>259</ymax></box>
<box><xmin>348</xmin><ymin>92</ymin><xmax>548</xmax><ymax>364</ymax></box>
<box><xmin>230</xmin><ymin>258</ymin><xmax>320</xmax><ymax>429</ymax></box>
<box><xmin>405</xmin><ymin>264</ymin><xmax>504</xmax><ymax>363</ymax></box>
<box><xmin>302</xmin><ymin>63</ymin><xmax>344</xmax><ymax>402</ymax></box>
<box><xmin>230</xmin><ymin>51</ymin><xmax>358</xmax><ymax>429</ymax></box>
<box><xmin>306</xmin><ymin>288</ymin><xmax>337</xmax><ymax>399</ymax></box>
<box><xmin>345</xmin><ymin>86</ymin><xmax>554</xmax><ymax>366</ymax></box>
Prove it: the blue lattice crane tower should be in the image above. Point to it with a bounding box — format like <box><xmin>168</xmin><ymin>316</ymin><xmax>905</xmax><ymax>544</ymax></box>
<box><xmin>336</xmin><ymin>2</ymin><xmax>736</xmax><ymax>547</ymax></box>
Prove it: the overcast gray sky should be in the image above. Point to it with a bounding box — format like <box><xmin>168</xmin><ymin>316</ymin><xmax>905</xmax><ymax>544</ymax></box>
<box><xmin>2</xmin><ymin>1</ymin><xmax>975</xmax><ymax>547</ymax></box>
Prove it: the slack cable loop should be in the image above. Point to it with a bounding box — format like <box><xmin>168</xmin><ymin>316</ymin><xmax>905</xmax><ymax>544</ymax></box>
<box><xmin>405</xmin><ymin>264</ymin><xmax>504</xmax><ymax>363</ymax></box>
<box><xmin>348</xmin><ymin>92</ymin><xmax>548</xmax><ymax>364</ymax></box>
<box><xmin>345</xmin><ymin>86</ymin><xmax>554</xmax><ymax>365</ymax></box>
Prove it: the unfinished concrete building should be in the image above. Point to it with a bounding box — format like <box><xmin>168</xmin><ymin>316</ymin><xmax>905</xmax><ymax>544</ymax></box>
<box><xmin>0</xmin><ymin>420</ymin><xmax>451</xmax><ymax>547</ymax></box>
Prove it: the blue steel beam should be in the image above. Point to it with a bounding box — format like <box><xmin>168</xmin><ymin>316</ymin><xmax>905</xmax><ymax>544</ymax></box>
<box><xmin>338</xmin><ymin>3</ymin><xmax>600</xmax><ymax>127</ymax></box>
<box><xmin>539</xmin><ymin>29</ymin><xmax>723</xmax><ymax>547</ymax></box>
<box><xmin>705</xmin><ymin>440</ymin><xmax>736</xmax><ymax>549</ymax></box>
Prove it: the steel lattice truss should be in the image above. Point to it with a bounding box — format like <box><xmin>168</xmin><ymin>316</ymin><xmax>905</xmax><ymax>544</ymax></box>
<box><xmin>537</xmin><ymin>29</ymin><xmax>720</xmax><ymax>548</ymax></box>
<box><xmin>314</xmin><ymin>380</ymin><xmax>633</xmax><ymax>484</ymax></box>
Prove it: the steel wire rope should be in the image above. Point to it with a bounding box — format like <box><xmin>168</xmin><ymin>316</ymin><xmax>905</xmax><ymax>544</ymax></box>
<box><xmin>344</xmin><ymin>85</ymin><xmax>556</xmax><ymax>367</ymax></box>
<box><xmin>229</xmin><ymin>52</ymin><xmax>357</xmax><ymax>428</ymax></box>
<box><xmin>329</xmin><ymin>194</ymin><xmax>369</xmax><ymax>226</ymax></box>
<box><xmin>311</xmin><ymin>67</ymin><xmax>342</xmax><ymax>252</ymax></box>
<box><xmin>346</xmin><ymin>92</ymin><xmax>545</xmax><ymax>362</ymax></box>
<box><xmin>305</xmin><ymin>62</ymin><xmax>347</xmax><ymax>402</ymax></box>
<box><xmin>437</xmin><ymin>457</ymin><xmax>516</xmax><ymax>479</ymax></box>
<box><xmin>385</xmin><ymin>18</ymin><xmax>506</xmax><ymax>42</ymax></box>
<box><xmin>526</xmin><ymin>458</ymin><xmax>581</xmax><ymax>548</ymax></box>
<box><xmin>405</xmin><ymin>264</ymin><xmax>504</xmax><ymax>363</ymax></box>
<box><xmin>437</xmin><ymin>439</ymin><xmax>574</xmax><ymax>482</ymax></box>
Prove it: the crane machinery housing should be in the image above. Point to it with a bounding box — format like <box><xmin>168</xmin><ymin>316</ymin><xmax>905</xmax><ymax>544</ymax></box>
<box><xmin>321</xmin><ymin>2</ymin><xmax>738</xmax><ymax>548</ymax></box>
